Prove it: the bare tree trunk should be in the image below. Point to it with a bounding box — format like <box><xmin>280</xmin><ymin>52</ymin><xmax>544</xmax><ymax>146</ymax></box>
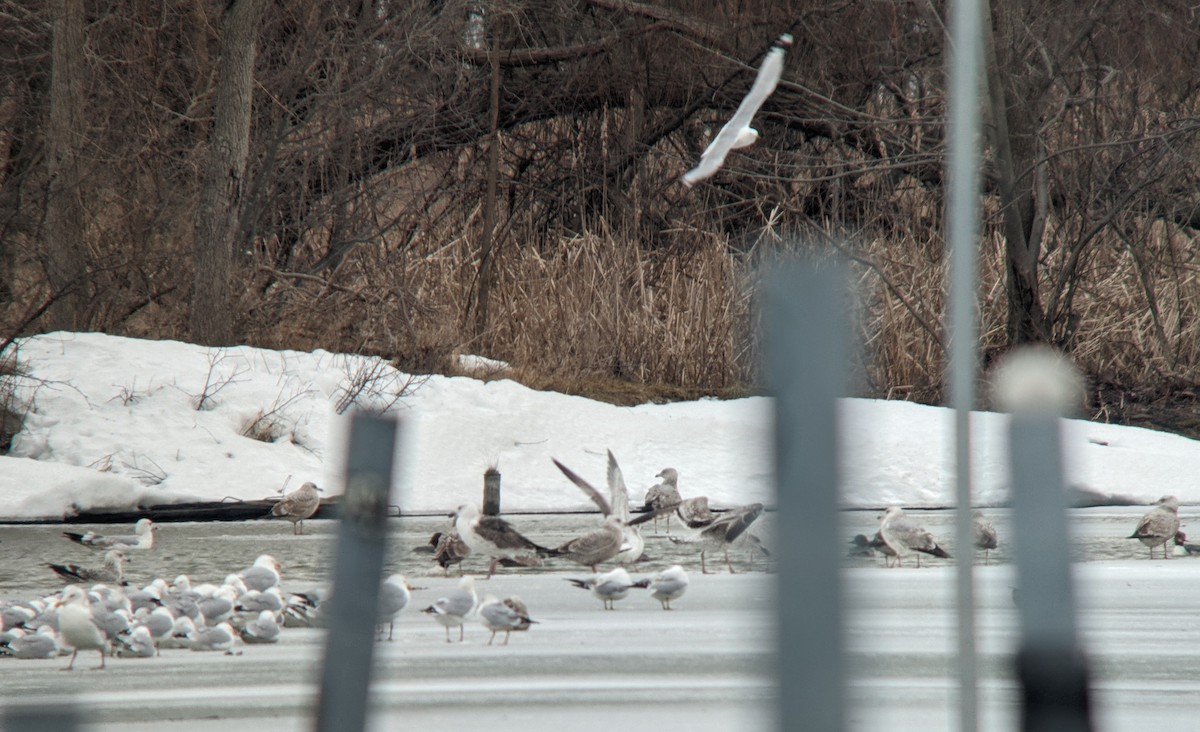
<box><xmin>190</xmin><ymin>0</ymin><xmax>266</xmax><ymax>346</ymax></box>
<box><xmin>43</xmin><ymin>0</ymin><xmax>88</xmax><ymax>331</ymax></box>
<box><xmin>473</xmin><ymin>20</ymin><xmax>503</xmax><ymax>339</ymax></box>
<box><xmin>982</xmin><ymin>2</ymin><xmax>1049</xmax><ymax>346</ymax></box>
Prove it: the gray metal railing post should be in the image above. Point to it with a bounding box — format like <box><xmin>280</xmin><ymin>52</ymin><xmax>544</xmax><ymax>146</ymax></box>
<box><xmin>314</xmin><ymin>413</ymin><xmax>399</xmax><ymax>732</ymax></box>
<box><xmin>999</xmin><ymin>351</ymin><xmax>1093</xmax><ymax>732</ymax></box>
<box><xmin>946</xmin><ymin>0</ymin><xmax>985</xmax><ymax>728</ymax></box>
<box><xmin>766</xmin><ymin>261</ymin><xmax>848</xmax><ymax>732</ymax></box>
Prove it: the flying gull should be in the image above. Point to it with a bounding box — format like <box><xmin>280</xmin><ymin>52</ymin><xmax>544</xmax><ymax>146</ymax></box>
<box><xmin>972</xmin><ymin>511</ymin><xmax>999</xmax><ymax>565</ymax></box>
<box><xmin>48</xmin><ymin>549</ymin><xmax>127</xmax><ymax>585</ymax></box>
<box><xmin>681</xmin><ymin>33</ymin><xmax>793</xmax><ymax>187</ymax></box>
<box><xmin>1129</xmin><ymin>495</ymin><xmax>1181</xmax><ymax>559</ymax></box>
<box><xmin>452</xmin><ymin>503</ymin><xmax>555</xmax><ymax>579</ymax></box>
<box><xmin>877</xmin><ymin>506</ymin><xmax>951</xmax><ymax>568</ymax></box>
<box><xmin>63</xmin><ymin>518</ymin><xmax>156</xmax><ymax>551</ymax></box>
<box><xmin>668</xmin><ymin>502</ymin><xmax>766</xmax><ymax>574</ymax></box>
<box><xmin>422</xmin><ymin>576</ymin><xmax>479</xmax><ymax>642</ymax></box>
<box><xmin>566</xmin><ymin>567</ymin><xmax>650</xmax><ymax>610</ymax></box>
<box><xmin>643</xmin><ymin>468</ymin><xmax>682</xmax><ymax>533</ymax></box>
<box><xmin>650</xmin><ymin>565</ymin><xmax>690</xmax><ymax>610</ymax></box>
<box><xmin>269</xmin><ymin>481</ymin><xmax>323</xmax><ymax>534</ymax></box>
<box><xmin>477</xmin><ymin>594</ymin><xmax>537</xmax><ymax>646</ymax></box>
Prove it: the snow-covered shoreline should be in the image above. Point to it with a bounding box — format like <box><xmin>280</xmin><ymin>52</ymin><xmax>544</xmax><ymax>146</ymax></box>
<box><xmin>2</xmin><ymin>332</ymin><xmax>1198</xmax><ymax>520</ymax></box>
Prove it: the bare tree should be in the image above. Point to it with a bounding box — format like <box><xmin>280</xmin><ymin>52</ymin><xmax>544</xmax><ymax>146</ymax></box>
<box><xmin>43</xmin><ymin>0</ymin><xmax>89</xmax><ymax>330</ymax></box>
<box><xmin>190</xmin><ymin>0</ymin><xmax>267</xmax><ymax>345</ymax></box>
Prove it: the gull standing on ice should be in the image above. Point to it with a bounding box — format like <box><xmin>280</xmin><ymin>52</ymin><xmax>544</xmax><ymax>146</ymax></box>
<box><xmin>48</xmin><ymin>549</ymin><xmax>127</xmax><ymax>585</ymax></box>
<box><xmin>477</xmin><ymin>594</ymin><xmax>537</xmax><ymax>646</ymax></box>
<box><xmin>681</xmin><ymin>33</ymin><xmax>793</xmax><ymax>187</ymax></box>
<box><xmin>63</xmin><ymin>518</ymin><xmax>156</xmax><ymax>551</ymax></box>
<box><xmin>553</xmin><ymin>451</ymin><xmax>654</xmax><ymax>569</ymax></box>
<box><xmin>669</xmin><ymin>502</ymin><xmax>766</xmax><ymax>574</ymax></box>
<box><xmin>377</xmin><ymin>573</ymin><xmax>411</xmax><ymax>641</ymax></box>
<box><xmin>451</xmin><ymin>504</ymin><xmax>554</xmax><ymax>578</ymax></box>
<box><xmin>877</xmin><ymin>506</ymin><xmax>951</xmax><ymax>568</ymax></box>
<box><xmin>270</xmin><ymin>481</ymin><xmax>323</xmax><ymax>534</ymax></box>
<box><xmin>1129</xmin><ymin>495</ymin><xmax>1181</xmax><ymax>559</ymax></box>
<box><xmin>972</xmin><ymin>511</ymin><xmax>999</xmax><ymax>565</ymax></box>
<box><xmin>422</xmin><ymin>576</ymin><xmax>478</xmax><ymax>642</ymax></box>
<box><xmin>650</xmin><ymin>565</ymin><xmax>690</xmax><ymax>610</ymax></box>
<box><xmin>643</xmin><ymin>469</ymin><xmax>682</xmax><ymax>533</ymax></box>
<box><xmin>566</xmin><ymin>567</ymin><xmax>650</xmax><ymax>610</ymax></box>
<box><xmin>57</xmin><ymin>586</ymin><xmax>109</xmax><ymax>670</ymax></box>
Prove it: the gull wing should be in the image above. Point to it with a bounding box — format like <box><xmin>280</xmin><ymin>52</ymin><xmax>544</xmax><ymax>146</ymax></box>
<box><xmin>681</xmin><ymin>35</ymin><xmax>790</xmax><ymax>186</ymax></box>
<box><xmin>552</xmin><ymin>458</ymin><xmax>613</xmax><ymax>516</ymax></box>
<box><xmin>606</xmin><ymin>450</ymin><xmax>632</xmax><ymax>522</ymax></box>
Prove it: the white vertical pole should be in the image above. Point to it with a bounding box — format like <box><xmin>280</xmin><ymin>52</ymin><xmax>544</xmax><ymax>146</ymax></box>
<box><xmin>947</xmin><ymin>0</ymin><xmax>985</xmax><ymax>730</ymax></box>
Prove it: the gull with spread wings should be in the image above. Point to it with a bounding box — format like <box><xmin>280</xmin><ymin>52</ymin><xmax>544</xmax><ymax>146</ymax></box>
<box><xmin>681</xmin><ymin>33</ymin><xmax>792</xmax><ymax>187</ymax></box>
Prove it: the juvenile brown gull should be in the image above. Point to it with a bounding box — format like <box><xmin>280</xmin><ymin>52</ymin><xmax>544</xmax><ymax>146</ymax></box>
<box><xmin>553</xmin><ymin>451</ymin><xmax>654</xmax><ymax>568</ymax></box>
<box><xmin>269</xmin><ymin>481</ymin><xmax>323</xmax><ymax>534</ymax></box>
<box><xmin>1129</xmin><ymin>495</ymin><xmax>1181</xmax><ymax>559</ymax></box>
<box><xmin>452</xmin><ymin>504</ymin><xmax>555</xmax><ymax>579</ymax></box>
<box><xmin>668</xmin><ymin>502</ymin><xmax>765</xmax><ymax>574</ymax></box>
<box><xmin>643</xmin><ymin>468</ymin><xmax>682</xmax><ymax>533</ymax></box>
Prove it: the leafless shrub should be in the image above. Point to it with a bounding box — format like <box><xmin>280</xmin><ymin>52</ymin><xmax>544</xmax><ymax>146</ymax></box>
<box><xmin>193</xmin><ymin>350</ymin><xmax>247</xmax><ymax>411</ymax></box>
<box><xmin>333</xmin><ymin>356</ymin><xmax>429</xmax><ymax>415</ymax></box>
<box><xmin>240</xmin><ymin>388</ymin><xmax>313</xmax><ymax>443</ymax></box>
<box><xmin>120</xmin><ymin>452</ymin><xmax>167</xmax><ymax>486</ymax></box>
<box><xmin>0</xmin><ymin>347</ymin><xmax>31</xmax><ymax>453</ymax></box>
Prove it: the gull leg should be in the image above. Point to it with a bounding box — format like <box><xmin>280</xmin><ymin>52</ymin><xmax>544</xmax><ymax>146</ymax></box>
<box><xmin>458</xmin><ymin>624</ymin><xmax>465</xmax><ymax>643</ymax></box>
<box><xmin>701</xmin><ymin>551</ymin><xmax>710</xmax><ymax>575</ymax></box>
<box><xmin>94</xmin><ymin>650</ymin><xmax>106</xmax><ymax>670</ymax></box>
<box><xmin>725</xmin><ymin>549</ymin><xmax>736</xmax><ymax>574</ymax></box>
<box><xmin>63</xmin><ymin>649</ymin><xmax>79</xmax><ymax>671</ymax></box>
<box><xmin>486</xmin><ymin>557</ymin><xmax>499</xmax><ymax>579</ymax></box>
<box><xmin>487</xmin><ymin>630</ymin><xmax>496</xmax><ymax>646</ymax></box>
<box><xmin>388</xmin><ymin>621</ymin><xmax>394</xmax><ymax>641</ymax></box>
<box><xmin>444</xmin><ymin>626</ymin><xmax>451</xmax><ymax>643</ymax></box>
<box><xmin>503</xmin><ymin>631</ymin><xmax>510</xmax><ymax>646</ymax></box>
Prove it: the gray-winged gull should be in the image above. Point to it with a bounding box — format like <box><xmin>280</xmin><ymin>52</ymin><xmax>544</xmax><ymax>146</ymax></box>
<box><xmin>57</xmin><ymin>585</ymin><xmax>108</xmax><ymax>670</ymax></box>
<box><xmin>668</xmin><ymin>502</ymin><xmax>765</xmax><ymax>574</ymax></box>
<box><xmin>269</xmin><ymin>481</ymin><xmax>323</xmax><ymax>534</ymax></box>
<box><xmin>566</xmin><ymin>567</ymin><xmax>650</xmax><ymax>610</ymax></box>
<box><xmin>1129</xmin><ymin>495</ymin><xmax>1181</xmax><ymax>559</ymax></box>
<box><xmin>48</xmin><ymin>549</ymin><xmax>126</xmax><ymax>585</ymax></box>
<box><xmin>972</xmin><ymin>511</ymin><xmax>999</xmax><ymax>565</ymax></box>
<box><xmin>878</xmin><ymin>506</ymin><xmax>951</xmax><ymax>568</ymax></box>
<box><xmin>422</xmin><ymin>576</ymin><xmax>479</xmax><ymax>642</ymax></box>
<box><xmin>377</xmin><ymin>573</ymin><xmax>411</xmax><ymax>641</ymax></box>
<box><xmin>477</xmin><ymin>594</ymin><xmax>537</xmax><ymax>645</ymax></box>
<box><xmin>238</xmin><ymin>610</ymin><xmax>282</xmax><ymax>644</ymax></box>
<box><xmin>681</xmin><ymin>33</ymin><xmax>793</xmax><ymax>186</ymax></box>
<box><xmin>63</xmin><ymin>518</ymin><xmax>156</xmax><ymax>551</ymax></box>
<box><xmin>650</xmin><ymin>565</ymin><xmax>689</xmax><ymax>610</ymax></box>
<box><xmin>553</xmin><ymin>451</ymin><xmax>650</xmax><ymax>567</ymax></box>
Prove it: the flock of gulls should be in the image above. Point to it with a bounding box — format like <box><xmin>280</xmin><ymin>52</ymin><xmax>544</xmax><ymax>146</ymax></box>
<box><xmin>0</xmin><ymin>453</ymin><xmax>767</xmax><ymax>667</ymax></box>
<box><xmin>850</xmin><ymin>494</ymin><xmax>1191</xmax><ymax>566</ymax></box>
<box><xmin>3</xmin><ymin>457</ymin><xmax>1191</xmax><ymax>669</ymax></box>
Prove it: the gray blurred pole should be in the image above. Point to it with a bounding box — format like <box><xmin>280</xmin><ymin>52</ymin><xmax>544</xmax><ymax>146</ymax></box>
<box><xmin>1009</xmin><ymin>413</ymin><xmax>1093</xmax><ymax>731</ymax></box>
<box><xmin>946</xmin><ymin>0</ymin><xmax>985</xmax><ymax>729</ymax></box>
<box><xmin>314</xmin><ymin>413</ymin><xmax>398</xmax><ymax>732</ymax></box>
<box><xmin>4</xmin><ymin>705</ymin><xmax>78</xmax><ymax>732</ymax></box>
<box><xmin>766</xmin><ymin>262</ymin><xmax>847</xmax><ymax>732</ymax></box>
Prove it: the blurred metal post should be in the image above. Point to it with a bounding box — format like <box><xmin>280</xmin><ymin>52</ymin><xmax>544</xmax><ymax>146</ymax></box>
<box><xmin>946</xmin><ymin>0</ymin><xmax>985</xmax><ymax>729</ymax></box>
<box><xmin>1009</xmin><ymin>413</ymin><xmax>1093</xmax><ymax>731</ymax></box>
<box><xmin>766</xmin><ymin>261</ymin><xmax>848</xmax><ymax>732</ymax></box>
<box><xmin>314</xmin><ymin>413</ymin><xmax>398</xmax><ymax>732</ymax></box>
<box><xmin>483</xmin><ymin>466</ymin><xmax>501</xmax><ymax>515</ymax></box>
<box><xmin>4</xmin><ymin>705</ymin><xmax>78</xmax><ymax>732</ymax></box>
